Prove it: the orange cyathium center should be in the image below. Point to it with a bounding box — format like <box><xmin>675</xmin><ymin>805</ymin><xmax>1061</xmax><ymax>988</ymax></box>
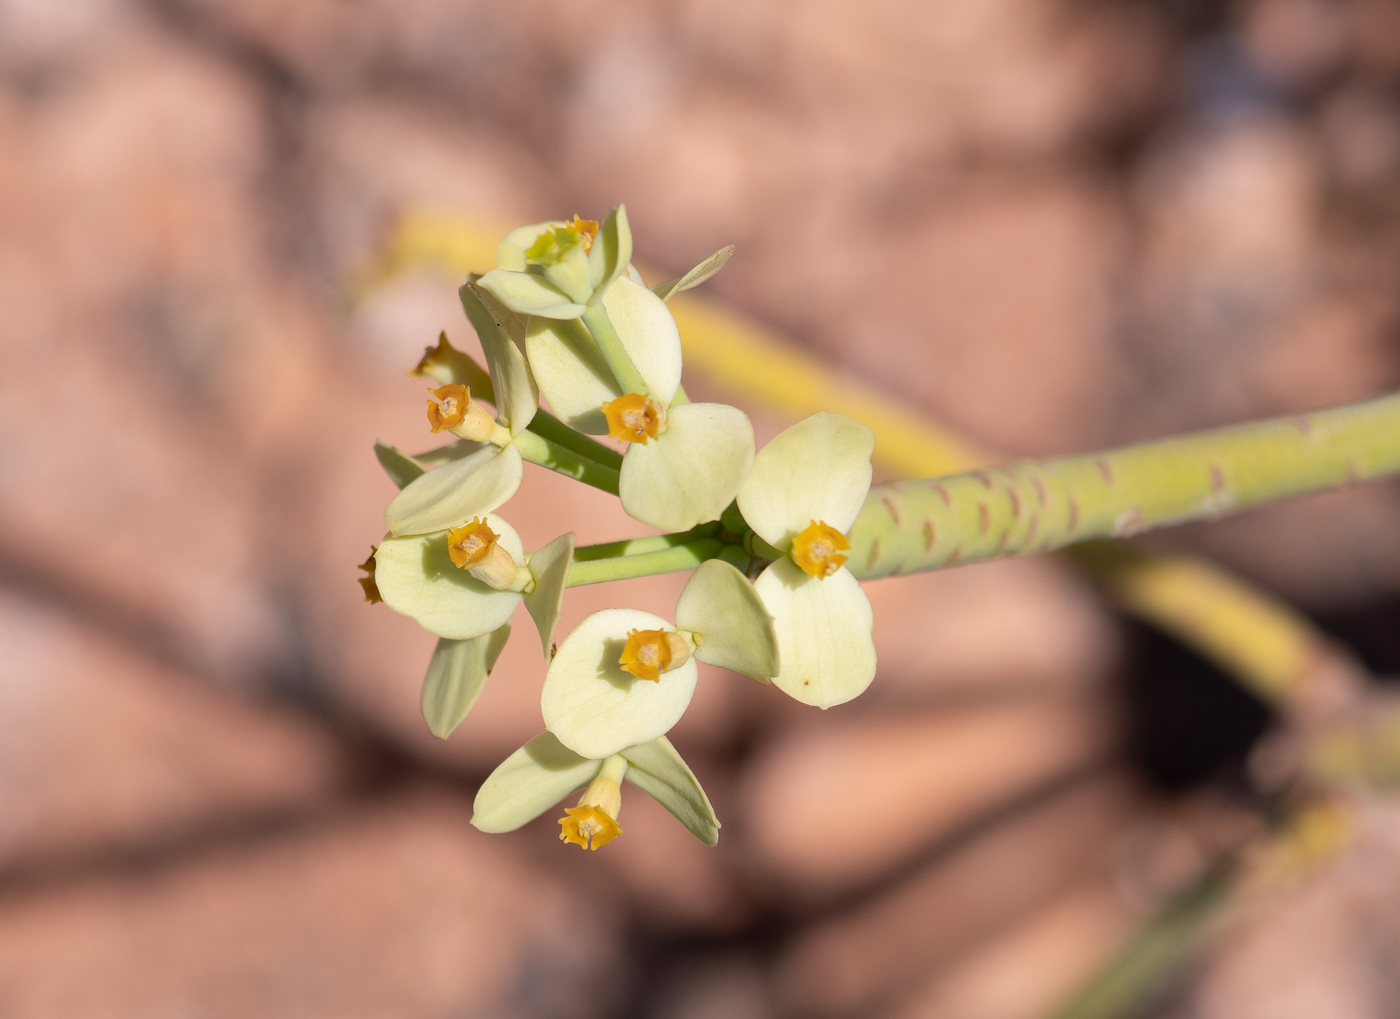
<box><xmin>446</xmin><ymin>518</ymin><xmax>499</xmax><ymax>569</ymax></box>
<box><xmin>558</xmin><ymin>805</ymin><xmax>621</xmax><ymax>850</ymax></box>
<box><xmin>619</xmin><ymin>628</ymin><xmax>673</xmax><ymax>681</ymax></box>
<box><xmin>427</xmin><ymin>383</ymin><xmax>469</xmax><ymax>432</ymax></box>
<box><xmin>791</xmin><ymin>520</ymin><xmax>850</xmax><ymax>579</ymax></box>
<box><xmin>603</xmin><ymin>393</ymin><xmax>663</xmax><ymax>444</ymax></box>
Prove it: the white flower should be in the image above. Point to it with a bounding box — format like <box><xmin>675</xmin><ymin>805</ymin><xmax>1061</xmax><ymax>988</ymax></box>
<box><xmin>384</xmin><ymin>283</ymin><xmax>538</xmax><ymax>536</ymax></box>
<box><xmin>471</xmin><ymin>732</ymin><xmax>721</xmax><ymax>847</ymax></box>
<box><xmin>374</xmin><ymin>513</ymin><xmax>574</xmax><ymax>654</ymax></box>
<box><xmin>541</xmin><ymin>560</ymin><xmax>778</xmax><ymax>759</ymax></box>
<box><xmin>736</xmin><ymin>412</ymin><xmax>878</xmax><ymax>708</ymax></box>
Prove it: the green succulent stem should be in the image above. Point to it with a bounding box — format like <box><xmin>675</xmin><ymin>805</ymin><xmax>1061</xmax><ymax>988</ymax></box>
<box><xmin>513</xmin><ymin>430</ymin><xmax>621</xmax><ymax>495</ymax></box>
<box><xmin>566</xmin><ymin>539</ymin><xmax>725</xmax><ymax>587</ymax></box>
<box><xmin>526</xmin><ymin>408</ymin><xmax>624</xmax><ymax>471</ymax></box>
<box><xmin>847</xmin><ymin>391</ymin><xmax>1400</xmax><ymax>580</ymax></box>
<box><xmin>582</xmin><ymin>303</ymin><xmax>651</xmax><ymax>396</ymax></box>
<box><xmin>1048</xmin><ymin>858</ymin><xmax>1235</xmax><ymax>1019</ymax></box>
<box><xmin>573</xmin><ymin>523</ymin><xmax>721</xmax><ymax>563</ymax></box>
<box><xmin>554</xmin><ymin>391</ymin><xmax>1400</xmax><ymax>588</ymax></box>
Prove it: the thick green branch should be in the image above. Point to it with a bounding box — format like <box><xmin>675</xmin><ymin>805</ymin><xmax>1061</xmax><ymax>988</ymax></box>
<box><xmin>566</xmin><ymin>539</ymin><xmax>724</xmax><ymax>587</ymax></box>
<box><xmin>849</xmin><ymin>392</ymin><xmax>1400</xmax><ymax>581</ymax></box>
<box><xmin>513</xmin><ymin>430</ymin><xmax>620</xmax><ymax>495</ymax></box>
<box><xmin>573</xmin><ymin>524</ymin><xmax>720</xmax><ymax>563</ymax></box>
<box><xmin>527</xmin><ymin>408</ymin><xmax>624</xmax><ymax>470</ymax></box>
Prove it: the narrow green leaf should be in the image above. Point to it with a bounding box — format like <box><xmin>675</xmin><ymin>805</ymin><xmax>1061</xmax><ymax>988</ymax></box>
<box><xmin>421</xmin><ymin>624</ymin><xmax>512</xmax><ymax>740</ymax></box>
<box><xmin>524</xmin><ymin>533</ymin><xmax>575</xmax><ymax>658</ymax></box>
<box><xmin>374</xmin><ymin>441</ymin><xmax>426</xmax><ymax>489</ymax></box>
<box><xmin>621</xmin><ymin>736</ymin><xmax>720</xmax><ymax>846</ymax></box>
<box><xmin>652</xmin><ymin>245</ymin><xmax>734</xmax><ymax>301</ymax></box>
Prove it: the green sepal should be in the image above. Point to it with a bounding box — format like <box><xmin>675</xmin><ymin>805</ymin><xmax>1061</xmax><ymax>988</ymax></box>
<box><xmin>587</xmin><ymin>204</ymin><xmax>633</xmax><ymax>300</ymax></box>
<box><xmin>420</xmin><ymin>624</ymin><xmax>511</xmax><ymax>740</ymax></box>
<box><xmin>471</xmin><ymin>731</ymin><xmax>603</xmax><ymax>833</ymax></box>
<box><xmin>652</xmin><ymin>245</ymin><xmax>734</xmax><ymax>302</ymax></box>
<box><xmin>374</xmin><ymin>441</ymin><xmax>426</xmax><ymax>489</ymax></box>
<box><xmin>621</xmin><ymin>736</ymin><xmax>720</xmax><ymax>846</ymax></box>
<box><xmin>524</xmin><ymin>532</ymin><xmax>575</xmax><ymax>657</ymax></box>
<box><xmin>675</xmin><ymin>559</ymin><xmax>778</xmax><ymax>681</ymax></box>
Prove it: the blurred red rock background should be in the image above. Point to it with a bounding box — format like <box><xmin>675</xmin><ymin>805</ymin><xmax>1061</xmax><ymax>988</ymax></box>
<box><xmin>2</xmin><ymin>0</ymin><xmax>1400</xmax><ymax>1015</ymax></box>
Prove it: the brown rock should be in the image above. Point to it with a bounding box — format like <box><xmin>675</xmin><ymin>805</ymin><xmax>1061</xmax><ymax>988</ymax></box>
<box><xmin>883</xmin><ymin>877</ymin><xmax>1138</xmax><ymax>1019</ymax></box>
<box><xmin>0</xmin><ymin>592</ymin><xmax>343</xmax><ymax>870</ymax></box>
<box><xmin>774</xmin><ymin>773</ymin><xmax>1139</xmax><ymax>1016</ymax></box>
<box><xmin>740</xmin><ymin>695</ymin><xmax>1117</xmax><ymax>894</ymax></box>
<box><xmin>1182</xmin><ymin>796</ymin><xmax>1400</xmax><ymax>1019</ymax></box>
<box><xmin>864</xmin><ymin>557</ymin><xmax>1118</xmax><ymax>704</ymax></box>
<box><xmin>0</xmin><ymin>792</ymin><xmax>623</xmax><ymax>1018</ymax></box>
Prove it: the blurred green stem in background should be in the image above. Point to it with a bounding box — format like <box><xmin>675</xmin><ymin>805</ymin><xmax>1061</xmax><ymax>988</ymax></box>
<box><xmin>1047</xmin><ymin>860</ymin><xmax>1237</xmax><ymax>1019</ymax></box>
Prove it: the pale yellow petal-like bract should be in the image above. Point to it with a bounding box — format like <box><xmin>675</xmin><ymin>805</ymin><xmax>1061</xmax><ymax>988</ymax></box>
<box><xmin>523</xmin><ymin>532</ymin><xmax>575</xmax><ymax>657</ymax></box>
<box><xmin>374</xmin><ymin>512</ymin><xmax>525</xmax><ymax>640</ymax></box>
<box><xmin>384</xmin><ymin>441</ymin><xmax>522</xmax><ymax>536</ymax></box>
<box><xmin>675</xmin><ymin>559</ymin><xmax>777</xmax><ymax>681</ymax></box>
<box><xmin>619</xmin><ymin>403</ymin><xmax>754</xmax><ymax>531</ymax></box>
<box><xmin>471</xmin><ymin>732</ymin><xmax>603</xmax><ymax>833</ymax></box>
<box><xmin>542</xmin><ymin>608</ymin><xmax>698</xmax><ymax>761</ymax></box>
<box><xmin>752</xmin><ymin>557</ymin><xmax>876</xmax><ymax>708</ymax></box>
<box><xmin>459</xmin><ymin>282</ymin><xmax>538</xmax><ymax>436</ymax></box>
<box><xmin>420</xmin><ymin>626</ymin><xmax>511</xmax><ymax>740</ymax></box>
<box><xmin>604</xmin><ymin>276</ymin><xmax>682</xmax><ymax>405</ymax></box>
<box><xmin>737</xmin><ymin>412</ymin><xmax>875</xmax><ymax>551</ymax></box>
<box><xmin>477</xmin><ymin>268</ymin><xmax>586</xmax><ymax>320</ymax></box>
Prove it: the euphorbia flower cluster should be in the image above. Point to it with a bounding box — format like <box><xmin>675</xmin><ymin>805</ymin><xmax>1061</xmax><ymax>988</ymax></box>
<box><xmin>364</xmin><ymin>207</ymin><xmax>877</xmax><ymax>850</ymax></box>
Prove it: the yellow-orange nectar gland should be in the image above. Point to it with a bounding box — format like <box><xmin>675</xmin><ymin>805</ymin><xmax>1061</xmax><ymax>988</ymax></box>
<box><xmin>603</xmin><ymin>393</ymin><xmax>663</xmax><ymax>444</ymax></box>
<box><xmin>559</xmin><ymin>775</ymin><xmax>623</xmax><ymax>850</ymax></box>
<box><xmin>568</xmin><ymin>214</ymin><xmax>599</xmax><ymax>252</ymax></box>
<box><xmin>357</xmin><ymin>547</ymin><xmax>382</xmax><ymax>604</ymax></box>
<box><xmin>559</xmin><ymin>805</ymin><xmax>621</xmax><ymax>850</ymax></box>
<box><xmin>427</xmin><ymin>383</ymin><xmax>469</xmax><ymax>432</ymax></box>
<box><xmin>619</xmin><ymin>628</ymin><xmax>691</xmax><ymax>681</ymax></box>
<box><xmin>791</xmin><ymin>520</ymin><xmax>851</xmax><ymax>579</ymax></box>
<box><xmin>446</xmin><ymin>518</ymin><xmax>499</xmax><ymax>569</ymax></box>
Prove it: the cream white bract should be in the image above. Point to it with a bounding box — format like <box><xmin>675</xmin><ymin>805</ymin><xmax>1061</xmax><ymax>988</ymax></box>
<box><xmin>541</xmin><ymin>561</ymin><xmax>778</xmax><ymax>759</ymax></box>
<box><xmin>384</xmin><ymin>283</ymin><xmax>538</xmax><ymax>536</ymax></box>
<box><xmin>738</xmin><ymin>412</ymin><xmax>878</xmax><ymax>708</ymax></box>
